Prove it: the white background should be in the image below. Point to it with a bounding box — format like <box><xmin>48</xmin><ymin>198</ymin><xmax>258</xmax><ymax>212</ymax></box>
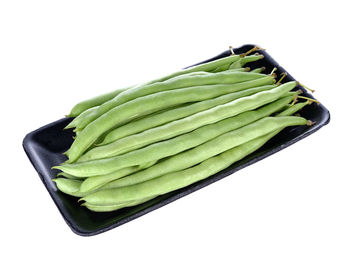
<box><xmin>1</xmin><ymin>0</ymin><xmax>349</xmax><ymax>264</ymax></box>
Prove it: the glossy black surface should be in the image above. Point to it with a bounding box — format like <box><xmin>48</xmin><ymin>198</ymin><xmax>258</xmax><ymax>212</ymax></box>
<box><xmin>23</xmin><ymin>44</ymin><xmax>330</xmax><ymax>236</ymax></box>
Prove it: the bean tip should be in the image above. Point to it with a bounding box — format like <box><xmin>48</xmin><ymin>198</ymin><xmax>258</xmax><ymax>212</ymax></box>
<box><xmin>229</xmin><ymin>45</ymin><xmax>235</xmax><ymax>55</ymax></box>
<box><xmin>298</xmin><ymin>82</ymin><xmax>315</xmax><ymax>93</ymax></box>
<box><xmin>240</xmin><ymin>46</ymin><xmax>261</xmax><ymax>57</ymax></box>
<box><xmin>307</xmin><ymin>120</ymin><xmax>315</xmax><ymax>126</ymax></box>
<box><xmin>255</xmin><ymin>53</ymin><xmax>264</xmax><ymax>59</ymax></box>
<box><xmin>270</xmin><ymin>67</ymin><xmax>277</xmax><ymax>76</ymax></box>
<box><xmin>297</xmin><ymin>95</ymin><xmax>320</xmax><ymax>105</ymax></box>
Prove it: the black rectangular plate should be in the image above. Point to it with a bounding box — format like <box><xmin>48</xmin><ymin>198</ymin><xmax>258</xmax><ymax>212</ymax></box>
<box><xmin>23</xmin><ymin>44</ymin><xmax>330</xmax><ymax>236</ymax></box>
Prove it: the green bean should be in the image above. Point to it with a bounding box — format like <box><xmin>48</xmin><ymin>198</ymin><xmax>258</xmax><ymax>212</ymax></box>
<box><xmin>229</xmin><ymin>54</ymin><xmax>264</xmax><ymax>69</ymax></box>
<box><xmin>229</xmin><ymin>60</ymin><xmax>242</xmax><ymax>69</ymax></box>
<box><xmin>211</xmin><ymin>53</ymin><xmax>263</xmax><ymax>73</ymax></box>
<box><xmin>65</xmin><ymin>71</ymin><xmax>213</xmax><ymax>130</ymax></box>
<box><xmin>224</xmin><ymin>67</ymin><xmax>250</xmax><ymax>72</ymax></box>
<box><xmin>71</xmin><ymin>89</ymin><xmax>190</xmax><ymax>132</ymax></box>
<box><xmin>250</xmin><ymin>67</ymin><xmax>266</xmax><ymax>73</ymax></box>
<box><xmin>77</xmin><ymin>166</ymin><xmax>138</xmax><ymax>192</ymax></box>
<box><xmin>54</xmin><ymin>164</ymin><xmax>157</xmax><ymax>197</ymax></box>
<box><xmin>157</xmin><ymin>54</ymin><xmax>242</xmax><ymax>81</ymax></box>
<box><xmin>91</xmin><ymin>115</ymin><xmax>306</xmax><ymax>190</ymax></box>
<box><xmin>59</xmin><ymin>82</ymin><xmax>295</xmax><ymax>174</ymax></box>
<box><xmin>56</xmin><ymin>172</ymin><xmax>83</xmax><ymax>180</ymax></box>
<box><xmin>64</xmin><ymin>73</ymin><xmax>272</xmax><ymax>162</ymax></box>
<box><xmin>53</xmin><ymin>178</ymin><xmax>84</xmax><ymax>197</ymax></box>
<box><xmin>54</xmin><ymin>94</ymin><xmax>310</xmax><ymax>207</ymax></box>
<box><xmin>211</xmin><ymin>65</ymin><xmax>247</xmax><ymax>73</ymax></box>
<box><xmin>211</xmin><ymin>63</ymin><xmax>231</xmax><ymax>72</ymax></box>
<box><xmin>138</xmin><ymin>160</ymin><xmax>158</xmax><ymax>169</ymax></box>
<box><xmin>82</xmin><ymin>196</ymin><xmax>156</xmax><ymax>212</ymax></box>
<box><xmin>80</xmin><ymin>116</ymin><xmax>307</xmax><ymax>206</ymax></box>
<box><xmin>81</xmin><ymin>88</ymin><xmax>290</xmax><ymax>163</ymax></box>
<box><xmin>68</xmin><ymin>73</ymin><xmax>214</xmax><ymax>130</ymax></box>
<box><xmin>103</xmin><ymin>96</ymin><xmax>307</xmax><ymax>190</ymax></box>
<box><xmin>77</xmin><ymin>95</ymin><xmax>295</xmax><ymax>191</ymax></box>
<box><xmin>74</xmin><ymin>103</ymin><xmax>192</xmax><ymax>148</ymax></box>
<box><xmin>56</xmin><ymin>103</ymin><xmax>300</xmax><ymax>178</ymax></box>
<box><xmin>53</xmin><ymin>177</ymin><xmax>152</xmax><ymax>205</ymax></box>
<box><xmin>67</xmin><ymin>88</ymin><xmax>127</xmax><ymax>118</ymax></box>
<box><xmin>276</xmin><ymin>101</ymin><xmax>311</xmax><ymax>116</ymax></box>
<box><xmin>66</xmin><ymin>54</ymin><xmax>245</xmax><ymax>118</ymax></box>
<box><xmin>73</xmin><ymin>72</ymin><xmax>268</xmax><ymax>131</ymax></box>
<box><xmin>79</xmin><ymin>160</ymin><xmax>158</xmax><ymax>193</ymax></box>
<box><xmin>205</xmin><ymin>54</ymin><xmax>261</xmax><ymax>73</ymax></box>
<box><xmin>100</xmin><ymin>81</ymin><xmax>276</xmax><ymax>146</ymax></box>
<box><xmin>54</xmin><ymin>97</ymin><xmax>309</xmax><ymax>199</ymax></box>
<box><xmin>67</xmin><ymin>86</ymin><xmax>197</xmax><ymax>131</ymax></box>
<box><xmin>240</xmin><ymin>54</ymin><xmax>264</xmax><ymax>65</ymax></box>
<box><xmin>95</xmin><ymin>78</ymin><xmax>275</xmax><ymax>145</ymax></box>
<box><xmin>65</xmin><ymin>106</ymin><xmax>99</xmax><ymax>129</ymax></box>
<box><xmin>74</xmin><ymin>81</ymin><xmax>291</xmax><ymax>165</ymax></box>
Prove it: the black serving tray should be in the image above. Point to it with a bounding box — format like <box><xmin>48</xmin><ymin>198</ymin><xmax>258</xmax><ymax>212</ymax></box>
<box><xmin>23</xmin><ymin>44</ymin><xmax>330</xmax><ymax>236</ymax></box>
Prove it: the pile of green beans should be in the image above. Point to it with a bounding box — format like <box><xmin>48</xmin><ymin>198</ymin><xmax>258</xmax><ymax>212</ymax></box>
<box><xmin>53</xmin><ymin>49</ymin><xmax>315</xmax><ymax>212</ymax></box>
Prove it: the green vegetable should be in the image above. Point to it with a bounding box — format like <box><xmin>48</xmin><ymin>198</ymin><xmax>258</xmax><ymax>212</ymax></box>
<box><xmin>65</xmin><ymin>72</ymin><xmax>269</xmax><ymax>162</ymax></box>
<box><xmin>66</xmin><ymin>54</ymin><xmax>255</xmax><ymax>118</ymax></box>
<box><xmin>55</xmin><ymin>106</ymin><xmax>302</xmax><ymax>178</ymax></box>
<box><xmin>53</xmin><ymin>50</ymin><xmax>316</xmax><ymax>213</ymax></box>
<box><xmin>80</xmin><ymin>116</ymin><xmax>308</xmax><ymax>207</ymax></box>
<box><xmin>84</xmin><ymin>83</ymin><xmax>277</xmax><ymax>157</ymax></box>
<box><xmin>77</xmin><ymin>95</ymin><xmax>295</xmax><ymax>192</ymax></box>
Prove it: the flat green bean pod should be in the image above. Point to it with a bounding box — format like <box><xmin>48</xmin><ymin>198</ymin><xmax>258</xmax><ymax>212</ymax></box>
<box><xmin>65</xmin><ymin>73</ymin><xmax>272</xmax><ymax>162</ymax></box>
<box><xmin>66</xmin><ymin>55</ymin><xmax>245</xmax><ymax>118</ymax></box>
<box><xmin>276</xmin><ymin>101</ymin><xmax>311</xmax><ymax>116</ymax></box>
<box><xmin>53</xmin><ymin>178</ymin><xmax>84</xmax><ymax>197</ymax></box>
<box><xmin>67</xmin><ymin>88</ymin><xmax>127</xmax><ymax>118</ymax></box>
<box><xmin>66</xmin><ymin>106</ymin><xmax>99</xmax><ymax>129</ymax></box>
<box><xmin>55</xmin><ymin>108</ymin><xmax>302</xmax><ymax>177</ymax></box>
<box><xmin>65</xmin><ymin>71</ymin><xmax>212</xmax><ymax>130</ymax></box>
<box><xmin>100</xmin><ymin>77</ymin><xmax>276</xmax><ymax>145</ymax></box>
<box><xmin>156</xmin><ymin>54</ymin><xmax>242</xmax><ymax>81</ymax></box>
<box><xmin>80</xmin><ymin>117</ymin><xmax>307</xmax><ymax>206</ymax></box>
<box><xmin>72</xmin><ymin>71</ymin><xmax>268</xmax><ymax>131</ymax></box>
<box><xmin>79</xmin><ymin>160</ymin><xmax>158</xmax><ymax>193</ymax></box>
<box><xmin>58</xmin><ymin>82</ymin><xmax>296</xmax><ymax>174</ymax></box>
<box><xmin>81</xmin><ymin>84</ymin><xmax>277</xmax><ymax>160</ymax></box>
<box><xmin>80</xmin><ymin>87</ymin><xmax>291</xmax><ymax>163</ymax></box>
<box><xmin>103</xmin><ymin>98</ymin><xmax>308</xmax><ymax>190</ymax></box>
<box><xmin>74</xmin><ymin>81</ymin><xmax>292</xmax><ymax>165</ymax></box>
<box><xmin>56</xmin><ymin>172</ymin><xmax>83</xmax><ymax>180</ymax></box>
<box><xmin>77</xmin><ymin>95</ymin><xmax>295</xmax><ymax>191</ymax></box>
<box><xmin>53</xmin><ymin>96</ymin><xmax>310</xmax><ymax>201</ymax></box>
<box><xmin>229</xmin><ymin>54</ymin><xmax>264</xmax><ymax>69</ymax></box>
<box><xmin>81</xmin><ymin>196</ymin><xmax>156</xmax><ymax>212</ymax></box>
<box><xmin>88</xmin><ymin>115</ymin><xmax>307</xmax><ymax>189</ymax></box>
<box><xmin>250</xmin><ymin>67</ymin><xmax>266</xmax><ymax>73</ymax></box>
